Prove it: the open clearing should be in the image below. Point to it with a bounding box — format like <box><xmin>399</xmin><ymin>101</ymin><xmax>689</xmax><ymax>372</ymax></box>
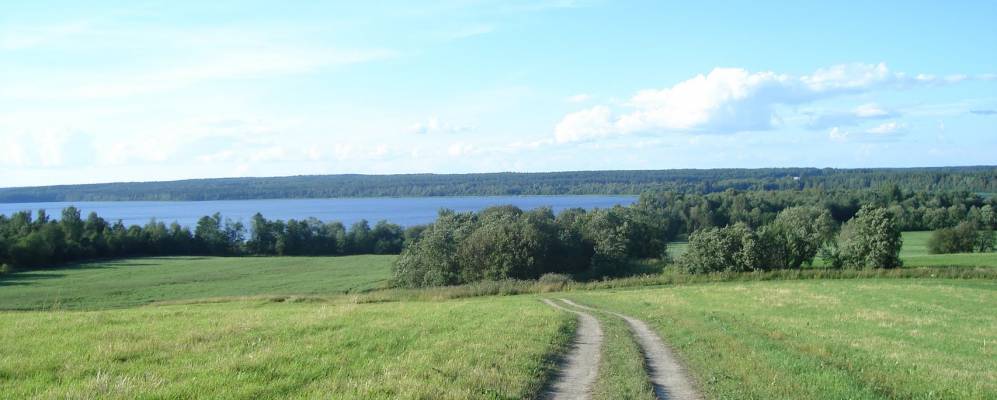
<box><xmin>0</xmin><ymin>296</ymin><xmax>573</xmax><ymax>399</ymax></box>
<box><xmin>0</xmin><ymin>255</ymin><xmax>395</xmax><ymax>310</ymax></box>
<box><xmin>566</xmin><ymin>279</ymin><xmax>997</xmax><ymax>399</ymax></box>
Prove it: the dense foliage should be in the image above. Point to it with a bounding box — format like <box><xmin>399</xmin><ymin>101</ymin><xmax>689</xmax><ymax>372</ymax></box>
<box><xmin>927</xmin><ymin>221</ymin><xmax>995</xmax><ymax>254</ymax></box>
<box><xmin>392</xmin><ymin>205</ymin><xmax>665</xmax><ymax>287</ymax></box>
<box><xmin>633</xmin><ymin>187</ymin><xmax>997</xmax><ymax>234</ymax></box>
<box><xmin>1</xmin><ymin>166</ymin><xmax>995</xmax><ymax>202</ymax></box>
<box><xmin>679</xmin><ymin>207</ymin><xmax>836</xmax><ymax>273</ymax></box>
<box><xmin>0</xmin><ymin>208</ymin><xmax>410</xmax><ymax>272</ymax></box>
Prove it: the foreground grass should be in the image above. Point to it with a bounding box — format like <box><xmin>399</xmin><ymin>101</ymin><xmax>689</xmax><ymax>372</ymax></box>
<box><xmin>0</xmin><ymin>256</ymin><xmax>394</xmax><ymax>310</ymax></box>
<box><xmin>0</xmin><ymin>296</ymin><xmax>573</xmax><ymax>399</ymax></box>
<box><xmin>566</xmin><ymin>279</ymin><xmax>997</xmax><ymax>399</ymax></box>
<box><xmin>585</xmin><ymin>307</ymin><xmax>656</xmax><ymax>400</ymax></box>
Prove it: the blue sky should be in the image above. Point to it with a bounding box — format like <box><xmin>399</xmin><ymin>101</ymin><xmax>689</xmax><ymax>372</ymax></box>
<box><xmin>1</xmin><ymin>0</ymin><xmax>995</xmax><ymax>187</ymax></box>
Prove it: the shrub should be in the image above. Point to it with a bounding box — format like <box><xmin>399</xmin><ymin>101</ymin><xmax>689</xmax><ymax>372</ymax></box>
<box><xmin>928</xmin><ymin>221</ymin><xmax>978</xmax><ymax>254</ymax></box>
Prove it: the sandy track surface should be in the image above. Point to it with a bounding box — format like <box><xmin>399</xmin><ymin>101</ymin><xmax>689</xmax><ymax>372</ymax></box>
<box><xmin>541</xmin><ymin>299</ymin><xmax>603</xmax><ymax>400</ymax></box>
<box><xmin>560</xmin><ymin>299</ymin><xmax>703</xmax><ymax>400</ymax></box>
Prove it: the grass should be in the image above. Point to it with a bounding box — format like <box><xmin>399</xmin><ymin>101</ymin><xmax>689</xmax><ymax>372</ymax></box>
<box><xmin>900</xmin><ymin>231</ymin><xmax>997</xmax><ymax>268</ymax></box>
<box><xmin>0</xmin><ymin>296</ymin><xmax>574</xmax><ymax>399</ymax></box>
<box><xmin>566</xmin><ymin>279</ymin><xmax>997</xmax><ymax>399</ymax></box>
<box><xmin>585</xmin><ymin>306</ymin><xmax>656</xmax><ymax>400</ymax></box>
<box><xmin>0</xmin><ymin>255</ymin><xmax>395</xmax><ymax>310</ymax></box>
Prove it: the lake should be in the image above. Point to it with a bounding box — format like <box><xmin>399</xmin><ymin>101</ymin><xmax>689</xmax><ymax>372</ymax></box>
<box><xmin>0</xmin><ymin>196</ymin><xmax>637</xmax><ymax>227</ymax></box>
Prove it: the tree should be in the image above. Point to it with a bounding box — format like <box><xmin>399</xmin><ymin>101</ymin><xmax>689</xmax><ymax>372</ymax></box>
<box><xmin>371</xmin><ymin>220</ymin><xmax>404</xmax><ymax>254</ymax></box>
<box><xmin>346</xmin><ymin>220</ymin><xmax>374</xmax><ymax>254</ymax></box>
<box><xmin>767</xmin><ymin>206</ymin><xmax>835</xmax><ymax>269</ymax></box>
<box><xmin>680</xmin><ymin>223</ymin><xmax>766</xmax><ymax>273</ymax></box>
<box><xmin>836</xmin><ymin>206</ymin><xmax>903</xmax><ymax>269</ymax></box>
<box><xmin>928</xmin><ymin>221</ymin><xmax>978</xmax><ymax>254</ymax></box>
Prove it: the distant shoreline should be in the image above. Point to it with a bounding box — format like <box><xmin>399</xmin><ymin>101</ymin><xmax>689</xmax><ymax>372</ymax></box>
<box><xmin>1</xmin><ymin>166</ymin><xmax>994</xmax><ymax>203</ymax></box>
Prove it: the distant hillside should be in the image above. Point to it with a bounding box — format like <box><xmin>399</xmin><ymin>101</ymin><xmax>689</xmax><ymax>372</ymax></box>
<box><xmin>1</xmin><ymin>167</ymin><xmax>995</xmax><ymax>203</ymax></box>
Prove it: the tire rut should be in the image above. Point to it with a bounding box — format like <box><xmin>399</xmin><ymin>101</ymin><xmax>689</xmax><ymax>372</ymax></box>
<box><xmin>560</xmin><ymin>299</ymin><xmax>703</xmax><ymax>400</ymax></box>
<box><xmin>541</xmin><ymin>299</ymin><xmax>603</xmax><ymax>400</ymax></box>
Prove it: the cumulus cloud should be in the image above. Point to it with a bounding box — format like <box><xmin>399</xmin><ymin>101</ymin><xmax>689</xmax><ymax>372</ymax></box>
<box><xmin>410</xmin><ymin>116</ymin><xmax>471</xmax><ymax>135</ymax></box>
<box><xmin>807</xmin><ymin>103</ymin><xmax>898</xmax><ymax>129</ymax></box>
<box><xmin>554</xmin><ymin>63</ymin><xmax>967</xmax><ymax>143</ymax></box>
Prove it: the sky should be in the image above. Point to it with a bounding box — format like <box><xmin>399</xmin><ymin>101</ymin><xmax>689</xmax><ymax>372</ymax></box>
<box><xmin>1</xmin><ymin>0</ymin><xmax>996</xmax><ymax>188</ymax></box>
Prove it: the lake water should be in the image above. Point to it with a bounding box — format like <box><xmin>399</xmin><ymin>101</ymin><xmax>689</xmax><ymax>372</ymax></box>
<box><xmin>0</xmin><ymin>196</ymin><xmax>637</xmax><ymax>227</ymax></box>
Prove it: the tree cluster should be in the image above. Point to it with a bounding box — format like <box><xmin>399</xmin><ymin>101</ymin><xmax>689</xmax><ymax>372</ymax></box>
<box><xmin>681</xmin><ymin>206</ymin><xmax>904</xmax><ymax>272</ymax></box>
<box><xmin>392</xmin><ymin>205</ymin><xmax>668</xmax><ymax>288</ymax></box>
<box><xmin>0</xmin><ymin>208</ymin><xmax>410</xmax><ymax>272</ymax></box>
<box><xmin>927</xmin><ymin>221</ymin><xmax>995</xmax><ymax>254</ymax></box>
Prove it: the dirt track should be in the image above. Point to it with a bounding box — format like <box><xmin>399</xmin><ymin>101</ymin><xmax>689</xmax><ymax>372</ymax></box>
<box><xmin>558</xmin><ymin>299</ymin><xmax>703</xmax><ymax>400</ymax></box>
<box><xmin>541</xmin><ymin>299</ymin><xmax>603</xmax><ymax>400</ymax></box>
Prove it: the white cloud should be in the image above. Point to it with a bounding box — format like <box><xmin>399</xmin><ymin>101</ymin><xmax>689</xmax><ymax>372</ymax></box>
<box><xmin>553</xmin><ymin>63</ymin><xmax>966</xmax><ymax>143</ymax></box>
<box><xmin>807</xmin><ymin>103</ymin><xmax>898</xmax><ymax>129</ymax></box>
<box><xmin>866</xmin><ymin>121</ymin><xmax>905</xmax><ymax>135</ymax></box>
<box><xmin>566</xmin><ymin>93</ymin><xmax>592</xmax><ymax>103</ymax></box>
<box><xmin>6</xmin><ymin>47</ymin><xmax>395</xmax><ymax>100</ymax></box>
<box><xmin>410</xmin><ymin>116</ymin><xmax>471</xmax><ymax>134</ymax></box>
<box><xmin>828</xmin><ymin>127</ymin><xmax>849</xmax><ymax>142</ymax></box>
<box><xmin>554</xmin><ymin>106</ymin><xmax>616</xmax><ymax>143</ymax></box>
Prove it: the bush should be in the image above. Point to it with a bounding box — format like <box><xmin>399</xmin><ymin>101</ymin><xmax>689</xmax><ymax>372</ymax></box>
<box><xmin>928</xmin><ymin>221</ymin><xmax>978</xmax><ymax>254</ymax></box>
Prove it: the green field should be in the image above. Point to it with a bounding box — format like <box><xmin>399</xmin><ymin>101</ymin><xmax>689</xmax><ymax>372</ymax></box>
<box><xmin>900</xmin><ymin>231</ymin><xmax>997</xmax><ymax>268</ymax></box>
<box><xmin>2</xmin><ymin>251</ymin><xmax>997</xmax><ymax>399</ymax></box>
<box><xmin>566</xmin><ymin>279</ymin><xmax>997</xmax><ymax>399</ymax></box>
<box><xmin>0</xmin><ymin>256</ymin><xmax>395</xmax><ymax>310</ymax></box>
<box><xmin>0</xmin><ymin>296</ymin><xmax>573</xmax><ymax>399</ymax></box>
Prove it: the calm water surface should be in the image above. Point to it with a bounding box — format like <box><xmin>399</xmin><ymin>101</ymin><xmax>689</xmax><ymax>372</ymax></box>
<box><xmin>0</xmin><ymin>196</ymin><xmax>636</xmax><ymax>227</ymax></box>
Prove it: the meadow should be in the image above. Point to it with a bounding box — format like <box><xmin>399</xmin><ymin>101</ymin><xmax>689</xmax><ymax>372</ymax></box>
<box><xmin>0</xmin><ymin>296</ymin><xmax>573</xmax><ymax>399</ymax></box>
<box><xmin>1</xmin><ymin>240</ymin><xmax>996</xmax><ymax>399</ymax></box>
<box><xmin>566</xmin><ymin>279</ymin><xmax>997</xmax><ymax>399</ymax></box>
<box><xmin>0</xmin><ymin>256</ymin><xmax>394</xmax><ymax>310</ymax></box>
<box><xmin>899</xmin><ymin>231</ymin><xmax>997</xmax><ymax>268</ymax></box>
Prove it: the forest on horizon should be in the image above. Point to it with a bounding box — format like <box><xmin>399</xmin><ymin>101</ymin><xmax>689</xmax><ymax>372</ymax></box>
<box><xmin>1</xmin><ymin>166</ymin><xmax>995</xmax><ymax>203</ymax></box>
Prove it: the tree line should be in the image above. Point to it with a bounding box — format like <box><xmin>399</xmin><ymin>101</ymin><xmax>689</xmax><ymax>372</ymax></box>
<box><xmin>393</xmin><ymin>187</ymin><xmax>997</xmax><ymax>287</ymax></box>
<box><xmin>1</xmin><ymin>166</ymin><xmax>995</xmax><ymax>202</ymax></box>
<box><xmin>0</xmin><ymin>208</ymin><xmax>412</xmax><ymax>272</ymax></box>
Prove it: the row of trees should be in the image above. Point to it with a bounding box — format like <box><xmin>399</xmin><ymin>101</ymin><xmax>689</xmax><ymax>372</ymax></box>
<box><xmin>393</xmin><ymin>205</ymin><xmax>667</xmax><ymax>288</ymax></box>
<box><xmin>679</xmin><ymin>206</ymin><xmax>904</xmax><ymax>273</ymax></box>
<box><xmin>393</xmin><ymin>202</ymin><xmax>919</xmax><ymax>287</ymax></box>
<box><xmin>632</xmin><ymin>187</ymin><xmax>997</xmax><ymax>238</ymax></box>
<box><xmin>0</xmin><ymin>208</ymin><xmax>410</xmax><ymax>272</ymax></box>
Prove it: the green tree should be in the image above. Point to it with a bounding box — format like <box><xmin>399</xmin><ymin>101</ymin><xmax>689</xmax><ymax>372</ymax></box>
<box><xmin>767</xmin><ymin>206</ymin><xmax>836</xmax><ymax>269</ymax></box>
<box><xmin>837</xmin><ymin>206</ymin><xmax>903</xmax><ymax>269</ymax></box>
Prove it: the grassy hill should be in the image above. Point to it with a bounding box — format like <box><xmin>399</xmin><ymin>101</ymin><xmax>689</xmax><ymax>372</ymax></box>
<box><xmin>568</xmin><ymin>279</ymin><xmax>997</xmax><ymax>399</ymax></box>
<box><xmin>0</xmin><ymin>255</ymin><xmax>395</xmax><ymax>310</ymax></box>
<box><xmin>0</xmin><ymin>296</ymin><xmax>572</xmax><ymax>399</ymax></box>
